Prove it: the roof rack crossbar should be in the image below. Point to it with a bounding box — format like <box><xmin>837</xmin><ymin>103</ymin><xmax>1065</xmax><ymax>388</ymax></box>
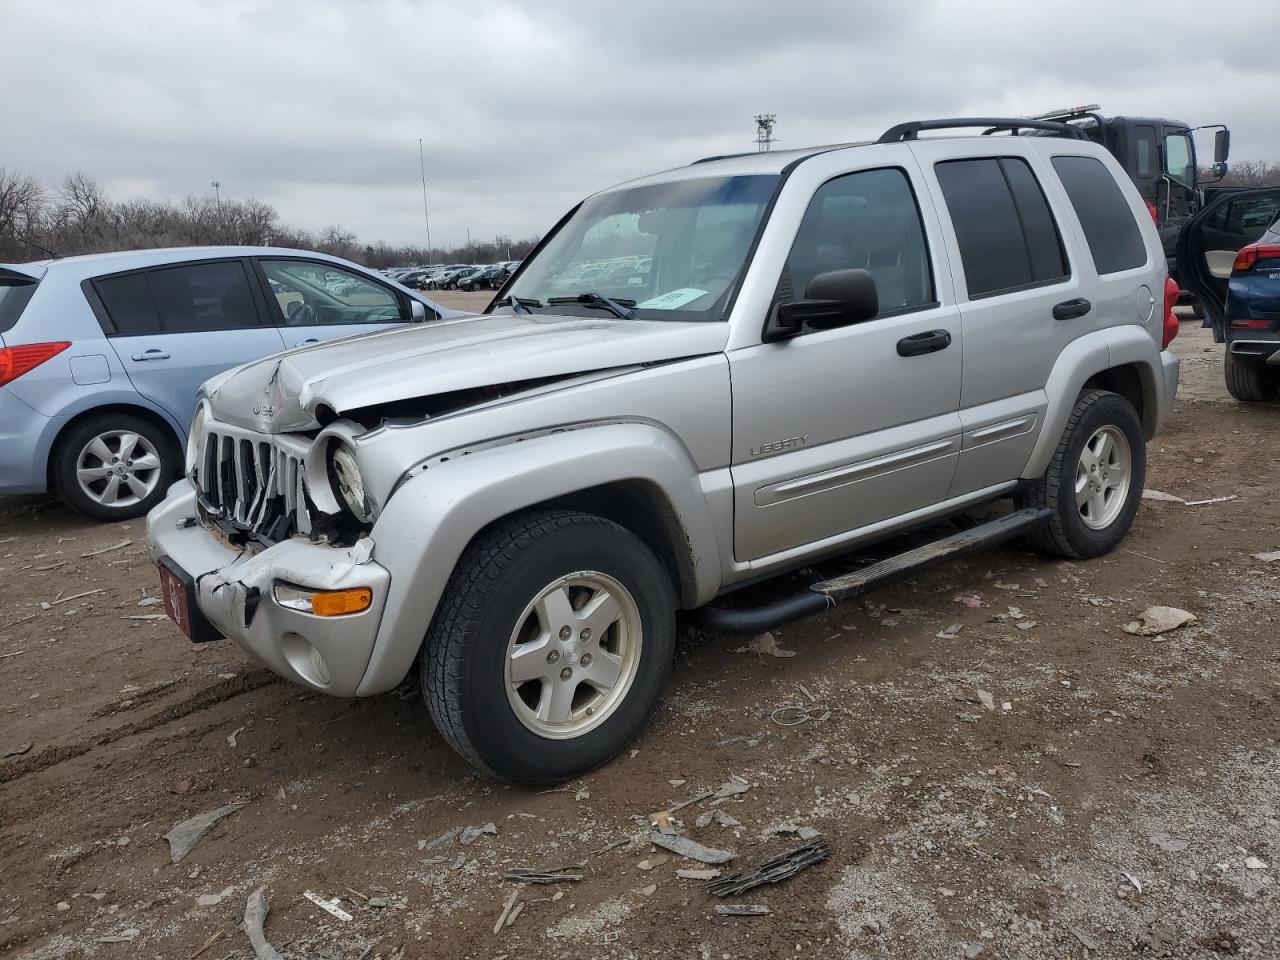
<box><xmin>877</xmin><ymin>118</ymin><xmax>1089</xmax><ymax>144</ymax></box>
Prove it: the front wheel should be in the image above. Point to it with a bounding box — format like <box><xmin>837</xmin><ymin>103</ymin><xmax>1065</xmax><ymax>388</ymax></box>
<box><xmin>421</xmin><ymin>510</ymin><xmax>676</xmax><ymax>784</ymax></box>
<box><xmin>1018</xmin><ymin>389</ymin><xmax>1146</xmax><ymax>559</ymax></box>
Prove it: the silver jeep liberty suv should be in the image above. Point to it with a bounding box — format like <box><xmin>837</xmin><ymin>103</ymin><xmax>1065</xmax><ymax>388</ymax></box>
<box><xmin>147</xmin><ymin>117</ymin><xmax>1180</xmax><ymax>784</ymax></box>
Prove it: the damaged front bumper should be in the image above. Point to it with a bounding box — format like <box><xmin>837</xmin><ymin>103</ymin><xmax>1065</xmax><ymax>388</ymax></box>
<box><xmin>145</xmin><ymin>479</ymin><xmax>391</xmax><ymax>696</ymax></box>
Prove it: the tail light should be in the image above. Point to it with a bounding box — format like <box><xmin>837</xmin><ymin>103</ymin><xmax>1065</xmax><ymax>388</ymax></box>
<box><xmin>0</xmin><ymin>341</ymin><xmax>71</xmax><ymax>388</ymax></box>
<box><xmin>1144</xmin><ymin>199</ymin><xmax>1159</xmax><ymax>223</ymax></box>
<box><xmin>1231</xmin><ymin>318</ymin><xmax>1274</xmax><ymax>329</ymax></box>
<box><xmin>1162</xmin><ymin>277</ymin><xmax>1180</xmax><ymax>349</ymax></box>
<box><xmin>1233</xmin><ymin>243</ymin><xmax>1280</xmax><ymax>273</ymax></box>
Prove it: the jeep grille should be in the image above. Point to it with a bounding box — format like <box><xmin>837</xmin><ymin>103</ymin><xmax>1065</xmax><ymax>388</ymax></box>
<box><xmin>192</xmin><ymin>418</ymin><xmax>312</xmax><ymax>542</ymax></box>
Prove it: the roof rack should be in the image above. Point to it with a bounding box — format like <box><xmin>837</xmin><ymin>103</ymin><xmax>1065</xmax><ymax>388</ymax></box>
<box><xmin>877</xmin><ymin>118</ymin><xmax>1090</xmax><ymax>143</ymax></box>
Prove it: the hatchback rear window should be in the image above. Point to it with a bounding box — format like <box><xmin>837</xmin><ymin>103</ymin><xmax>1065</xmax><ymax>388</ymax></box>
<box><xmin>0</xmin><ymin>279</ymin><xmax>38</xmax><ymax>334</ymax></box>
<box><xmin>1051</xmin><ymin>156</ymin><xmax>1148</xmax><ymax>275</ymax></box>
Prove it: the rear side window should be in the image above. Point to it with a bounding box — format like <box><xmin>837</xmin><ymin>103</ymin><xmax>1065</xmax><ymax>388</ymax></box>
<box><xmin>0</xmin><ymin>280</ymin><xmax>38</xmax><ymax>334</ymax></box>
<box><xmin>95</xmin><ymin>272</ymin><xmax>160</xmax><ymax>335</ymax></box>
<box><xmin>1051</xmin><ymin>156</ymin><xmax>1148</xmax><ymax>275</ymax></box>
<box><xmin>94</xmin><ymin>261</ymin><xmax>262</xmax><ymax>335</ymax></box>
<box><xmin>935</xmin><ymin>157</ymin><xmax>1068</xmax><ymax>298</ymax></box>
<box><xmin>148</xmin><ymin>261</ymin><xmax>260</xmax><ymax>332</ymax></box>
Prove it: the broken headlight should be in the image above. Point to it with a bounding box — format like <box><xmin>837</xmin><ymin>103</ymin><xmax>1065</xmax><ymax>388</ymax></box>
<box><xmin>327</xmin><ymin>440</ymin><xmax>373</xmax><ymax>524</ymax></box>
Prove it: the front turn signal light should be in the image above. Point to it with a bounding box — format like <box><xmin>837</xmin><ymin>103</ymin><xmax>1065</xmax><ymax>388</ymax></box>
<box><xmin>274</xmin><ymin>584</ymin><xmax>373</xmax><ymax>617</ymax></box>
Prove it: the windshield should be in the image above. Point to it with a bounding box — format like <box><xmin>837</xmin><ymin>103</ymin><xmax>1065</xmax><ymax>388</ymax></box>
<box><xmin>501</xmin><ymin>174</ymin><xmax>778</xmax><ymax>322</ymax></box>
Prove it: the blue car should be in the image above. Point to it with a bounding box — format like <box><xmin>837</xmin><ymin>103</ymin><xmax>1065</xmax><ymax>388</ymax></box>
<box><xmin>0</xmin><ymin>247</ymin><xmax>459</xmax><ymax>520</ymax></box>
<box><xmin>1178</xmin><ymin>189</ymin><xmax>1280</xmax><ymax>402</ymax></box>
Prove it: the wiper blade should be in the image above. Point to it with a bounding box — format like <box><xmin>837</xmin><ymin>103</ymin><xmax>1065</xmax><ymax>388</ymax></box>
<box><xmin>493</xmin><ymin>295</ymin><xmax>542</xmax><ymax>315</ymax></box>
<box><xmin>546</xmin><ymin>292</ymin><xmax>637</xmax><ymax>320</ymax></box>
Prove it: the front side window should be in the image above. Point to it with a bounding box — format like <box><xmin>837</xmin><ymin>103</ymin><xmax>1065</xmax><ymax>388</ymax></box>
<box><xmin>935</xmin><ymin>157</ymin><xmax>1069</xmax><ymax>298</ymax></box>
<box><xmin>1165</xmin><ymin>132</ymin><xmax>1194</xmax><ymax>187</ymax></box>
<box><xmin>260</xmin><ymin>260</ymin><xmax>405</xmax><ymax>326</ymax></box>
<box><xmin>1052</xmin><ymin>155</ymin><xmax>1148</xmax><ymax>274</ymax></box>
<box><xmin>783</xmin><ymin>167</ymin><xmax>934</xmax><ymax>314</ymax></box>
<box><xmin>502</xmin><ymin>175</ymin><xmax>777</xmax><ymax>322</ymax></box>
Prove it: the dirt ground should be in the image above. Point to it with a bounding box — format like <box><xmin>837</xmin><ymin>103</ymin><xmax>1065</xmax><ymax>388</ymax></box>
<box><xmin>1</xmin><ymin>305</ymin><xmax>1277</xmax><ymax>960</ymax></box>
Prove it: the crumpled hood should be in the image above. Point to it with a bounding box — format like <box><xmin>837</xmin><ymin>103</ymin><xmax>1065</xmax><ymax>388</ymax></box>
<box><xmin>203</xmin><ymin>312</ymin><xmax>729</xmax><ymax>432</ymax></box>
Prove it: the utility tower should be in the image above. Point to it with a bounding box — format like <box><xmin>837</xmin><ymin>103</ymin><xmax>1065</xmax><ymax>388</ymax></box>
<box><xmin>754</xmin><ymin>114</ymin><xmax>776</xmax><ymax>152</ymax></box>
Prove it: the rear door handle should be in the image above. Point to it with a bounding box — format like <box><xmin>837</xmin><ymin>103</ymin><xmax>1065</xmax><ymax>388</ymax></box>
<box><xmin>896</xmin><ymin>329</ymin><xmax>952</xmax><ymax>357</ymax></box>
<box><xmin>1052</xmin><ymin>298</ymin><xmax>1092</xmax><ymax>321</ymax></box>
<box><xmin>130</xmin><ymin>349</ymin><xmax>171</xmax><ymax>361</ymax></box>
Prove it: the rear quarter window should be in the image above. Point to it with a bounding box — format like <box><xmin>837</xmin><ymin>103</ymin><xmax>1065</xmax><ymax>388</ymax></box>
<box><xmin>0</xmin><ymin>280</ymin><xmax>38</xmax><ymax>334</ymax></box>
<box><xmin>1051</xmin><ymin>155</ymin><xmax>1148</xmax><ymax>274</ymax></box>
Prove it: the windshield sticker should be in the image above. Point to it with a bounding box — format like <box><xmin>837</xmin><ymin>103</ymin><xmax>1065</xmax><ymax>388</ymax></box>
<box><xmin>637</xmin><ymin>288</ymin><xmax>709</xmax><ymax>310</ymax></box>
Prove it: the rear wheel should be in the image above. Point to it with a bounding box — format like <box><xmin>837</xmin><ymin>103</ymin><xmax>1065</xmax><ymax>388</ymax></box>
<box><xmin>421</xmin><ymin>510</ymin><xmax>676</xmax><ymax>784</ymax></box>
<box><xmin>1224</xmin><ymin>350</ymin><xmax>1280</xmax><ymax>402</ymax></box>
<box><xmin>1019</xmin><ymin>389</ymin><xmax>1145</xmax><ymax>559</ymax></box>
<box><xmin>53</xmin><ymin>413</ymin><xmax>180</xmax><ymax>521</ymax></box>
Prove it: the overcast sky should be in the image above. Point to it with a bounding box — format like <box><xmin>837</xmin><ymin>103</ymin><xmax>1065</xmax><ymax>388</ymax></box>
<box><xmin>6</xmin><ymin>0</ymin><xmax>1278</xmax><ymax>249</ymax></box>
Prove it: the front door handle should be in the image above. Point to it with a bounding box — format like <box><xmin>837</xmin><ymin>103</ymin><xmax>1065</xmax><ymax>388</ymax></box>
<box><xmin>294</xmin><ymin>338</ymin><xmax>319</xmax><ymax>347</ymax></box>
<box><xmin>1052</xmin><ymin>298</ymin><xmax>1092</xmax><ymax>321</ymax></box>
<box><xmin>896</xmin><ymin>329</ymin><xmax>952</xmax><ymax>357</ymax></box>
<box><xmin>130</xmin><ymin>349</ymin><xmax>171</xmax><ymax>361</ymax></box>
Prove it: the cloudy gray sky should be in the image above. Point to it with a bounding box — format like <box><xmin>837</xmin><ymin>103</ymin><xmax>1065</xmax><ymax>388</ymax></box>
<box><xmin>6</xmin><ymin>0</ymin><xmax>1277</xmax><ymax>249</ymax></box>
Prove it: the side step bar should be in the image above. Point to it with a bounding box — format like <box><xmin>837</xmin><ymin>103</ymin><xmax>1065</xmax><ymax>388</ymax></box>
<box><xmin>695</xmin><ymin>507</ymin><xmax>1050</xmax><ymax>635</ymax></box>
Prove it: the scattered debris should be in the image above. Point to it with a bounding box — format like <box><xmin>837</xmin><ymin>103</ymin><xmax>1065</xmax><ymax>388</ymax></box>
<box><xmin>637</xmin><ymin>854</ymin><xmax>669</xmax><ymax>871</ymax></box>
<box><xmin>697</xmin><ymin>809</ymin><xmax>742</xmax><ymax>829</ymax></box>
<box><xmin>81</xmin><ymin>539</ymin><xmax>132</xmax><ymax>558</ymax></box>
<box><xmin>1125</xmin><ymin>549</ymin><xmax>1168</xmax><ymax>565</ymax></box>
<box><xmin>714</xmin><ymin>904</ymin><xmax>771</xmax><ymax>917</ymax></box>
<box><xmin>716</xmin><ymin>731</ymin><xmax>767</xmax><ymax>748</ymax></box>
<box><xmin>503</xmin><ymin>865</ymin><xmax>583</xmax><ymax>884</ymax></box>
<box><xmin>963</xmin><ymin>943</ymin><xmax>985</xmax><ymax>959</ymax></box>
<box><xmin>303</xmin><ymin>890</ymin><xmax>353</xmax><ymax>922</ymax></box>
<box><xmin>677</xmin><ymin>868</ymin><xmax>722</xmax><ymax>880</ymax></box>
<box><xmin>3</xmin><ymin>741</ymin><xmax>33</xmax><ymax>758</ymax></box>
<box><xmin>712</xmin><ymin>775</ymin><xmax>751</xmax><ymax>800</ymax></box>
<box><xmin>226</xmin><ymin>726</ymin><xmax>245</xmax><ymax>748</ymax></box>
<box><xmin>591</xmin><ymin>838</ymin><xmax>631</xmax><ymax>856</ymax></box>
<box><xmin>196</xmin><ymin>887</ymin><xmax>233</xmax><ymax>907</ymax></box>
<box><xmin>0</xmin><ymin>649</ymin><xmax>26</xmax><ymax>660</ymax></box>
<box><xmin>956</xmin><ymin>712</ymin><xmax>979</xmax><ymax>724</ymax></box>
<box><xmin>769</xmin><ymin>824</ymin><xmax>820</xmax><ymax>841</ymax></box>
<box><xmin>976</xmin><ymin>689</ymin><xmax>995</xmax><ymax>712</ymax></box>
<box><xmin>649</xmin><ymin>831</ymin><xmax>735</xmax><ymax>865</ymax></box>
<box><xmin>190</xmin><ymin>928</ymin><xmax>226</xmax><ymax>959</ymax></box>
<box><xmin>733</xmin><ymin>631</ymin><xmax>796</xmax><ymax>658</ymax></box>
<box><xmin>493</xmin><ymin>888</ymin><xmax>520</xmax><ymax>934</ymax></box>
<box><xmin>1151</xmin><ymin>834</ymin><xmax>1189</xmax><ymax>853</ymax></box>
<box><xmin>419</xmin><ymin>827</ymin><xmax>461</xmax><ymax>852</ymax></box>
<box><xmin>574</xmin><ymin>786</ymin><xmax>591</xmax><ymax>801</ymax></box>
<box><xmin>935</xmin><ymin>623</ymin><xmax>964</xmax><ymax>640</ymax></box>
<box><xmin>95</xmin><ymin>929</ymin><xmax>141</xmax><ymax>943</ymax></box>
<box><xmin>708</xmin><ymin>837</ymin><xmax>831</xmax><ymax>896</ymax></box>
<box><xmin>1122</xmin><ymin>606</ymin><xmax>1197</xmax><ymax>636</ymax></box>
<box><xmin>952</xmin><ymin>593</ymin><xmax>984</xmax><ymax>608</ymax></box>
<box><xmin>1251</xmin><ymin>550</ymin><xmax>1280</xmax><ymax>563</ymax></box>
<box><xmin>1068</xmin><ymin>926</ymin><xmax>1100</xmax><ymax>951</ymax></box>
<box><xmin>1245</xmin><ymin>856</ymin><xmax>1267</xmax><ymax>870</ymax></box>
<box><xmin>1184</xmin><ymin>495</ymin><xmax>1238</xmax><ymax>506</ymax></box>
<box><xmin>1015</xmin><ymin>620</ymin><xmax>1038</xmax><ymax>630</ymax></box>
<box><xmin>460</xmin><ymin>822</ymin><xmax>497</xmax><ymax>845</ymax></box>
<box><xmin>243</xmin><ymin>887</ymin><xmax>282</xmax><ymax>960</ymax></box>
<box><xmin>770</xmin><ymin>704</ymin><xmax>829</xmax><ymax>726</ymax></box>
<box><xmin>40</xmin><ymin>588</ymin><xmax>104</xmax><ymax>609</ymax></box>
<box><xmin>164</xmin><ymin>801</ymin><xmax>248</xmax><ymax>863</ymax></box>
<box><xmin>1142</xmin><ymin>488</ymin><xmax>1184</xmax><ymax>503</ymax></box>
<box><xmin>1121</xmin><ymin>871</ymin><xmax>1143</xmax><ymax>893</ymax></box>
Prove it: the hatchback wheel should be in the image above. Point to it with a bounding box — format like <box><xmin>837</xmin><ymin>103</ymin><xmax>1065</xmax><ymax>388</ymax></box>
<box><xmin>54</xmin><ymin>413</ymin><xmax>179</xmax><ymax>521</ymax></box>
<box><xmin>1224</xmin><ymin>350</ymin><xmax>1280</xmax><ymax>402</ymax></box>
<box><xmin>1019</xmin><ymin>389</ymin><xmax>1145</xmax><ymax>559</ymax></box>
<box><xmin>421</xmin><ymin>510</ymin><xmax>675</xmax><ymax>784</ymax></box>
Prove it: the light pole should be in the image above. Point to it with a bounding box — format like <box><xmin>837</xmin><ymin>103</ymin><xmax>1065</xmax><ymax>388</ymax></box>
<box><xmin>418</xmin><ymin>139</ymin><xmax>433</xmax><ymax>260</ymax></box>
<box><xmin>211</xmin><ymin>181</ymin><xmax>222</xmax><ymax>210</ymax></box>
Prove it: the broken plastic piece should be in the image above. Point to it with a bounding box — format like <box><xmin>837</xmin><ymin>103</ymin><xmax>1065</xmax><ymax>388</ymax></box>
<box><xmin>708</xmin><ymin>837</ymin><xmax>832</xmax><ymax>896</ymax></box>
<box><xmin>164</xmin><ymin>801</ymin><xmax>247</xmax><ymax>863</ymax></box>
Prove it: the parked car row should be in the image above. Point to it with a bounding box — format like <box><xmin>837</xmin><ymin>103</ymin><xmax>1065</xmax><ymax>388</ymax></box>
<box><xmin>381</xmin><ymin>261</ymin><xmax>521</xmax><ymax>292</ymax></box>
<box><xmin>0</xmin><ymin>249</ymin><xmax>459</xmax><ymax>519</ymax></box>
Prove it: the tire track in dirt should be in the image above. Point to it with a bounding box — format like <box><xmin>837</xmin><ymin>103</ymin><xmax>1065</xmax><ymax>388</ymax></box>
<box><xmin>0</xmin><ymin>669</ymin><xmax>281</xmax><ymax>784</ymax></box>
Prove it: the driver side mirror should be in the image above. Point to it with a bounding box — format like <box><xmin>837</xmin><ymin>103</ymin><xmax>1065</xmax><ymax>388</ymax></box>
<box><xmin>1214</xmin><ymin>129</ymin><xmax>1231</xmax><ymax>165</ymax></box>
<box><xmin>763</xmin><ymin>269</ymin><xmax>879</xmax><ymax>342</ymax></box>
<box><xmin>409</xmin><ymin>299</ymin><xmax>428</xmax><ymax>322</ymax></box>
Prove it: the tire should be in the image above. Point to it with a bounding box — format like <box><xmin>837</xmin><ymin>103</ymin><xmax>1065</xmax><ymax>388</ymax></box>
<box><xmin>53</xmin><ymin>413</ymin><xmax>180</xmax><ymax>522</ymax></box>
<box><xmin>421</xmin><ymin>510</ymin><xmax>676</xmax><ymax>785</ymax></box>
<box><xmin>1224</xmin><ymin>350</ymin><xmax>1280</xmax><ymax>402</ymax></box>
<box><xmin>1018</xmin><ymin>389</ymin><xmax>1146</xmax><ymax>559</ymax></box>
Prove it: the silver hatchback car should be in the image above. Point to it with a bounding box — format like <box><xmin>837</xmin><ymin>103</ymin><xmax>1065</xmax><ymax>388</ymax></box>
<box><xmin>0</xmin><ymin>247</ymin><xmax>456</xmax><ymax>520</ymax></box>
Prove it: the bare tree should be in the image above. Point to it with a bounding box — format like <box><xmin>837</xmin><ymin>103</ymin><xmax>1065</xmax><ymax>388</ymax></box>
<box><xmin>0</xmin><ymin>167</ymin><xmax>46</xmax><ymax>260</ymax></box>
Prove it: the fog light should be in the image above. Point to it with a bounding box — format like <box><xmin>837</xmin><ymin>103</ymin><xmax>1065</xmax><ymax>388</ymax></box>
<box><xmin>274</xmin><ymin>584</ymin><xmax>373</xmax><ymax>617</ymax></box>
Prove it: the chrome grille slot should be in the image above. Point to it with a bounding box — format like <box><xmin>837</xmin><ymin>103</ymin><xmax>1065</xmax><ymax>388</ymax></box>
<box><xmin>192</xmin><ymin>417</ymin><xmax>312</xmax><ymax>543</ymax></box>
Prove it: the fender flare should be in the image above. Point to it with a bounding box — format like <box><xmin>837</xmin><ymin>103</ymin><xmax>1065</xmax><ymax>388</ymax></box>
<box><xmin>355</xmin><ymin>421</ymin><xmax>723</xmax><ymax>695</ymax></box>
<box><xmin>1021</xmin><ymin>327</ymin><xmax>1165</xmax><ymax>479</ymax></box>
